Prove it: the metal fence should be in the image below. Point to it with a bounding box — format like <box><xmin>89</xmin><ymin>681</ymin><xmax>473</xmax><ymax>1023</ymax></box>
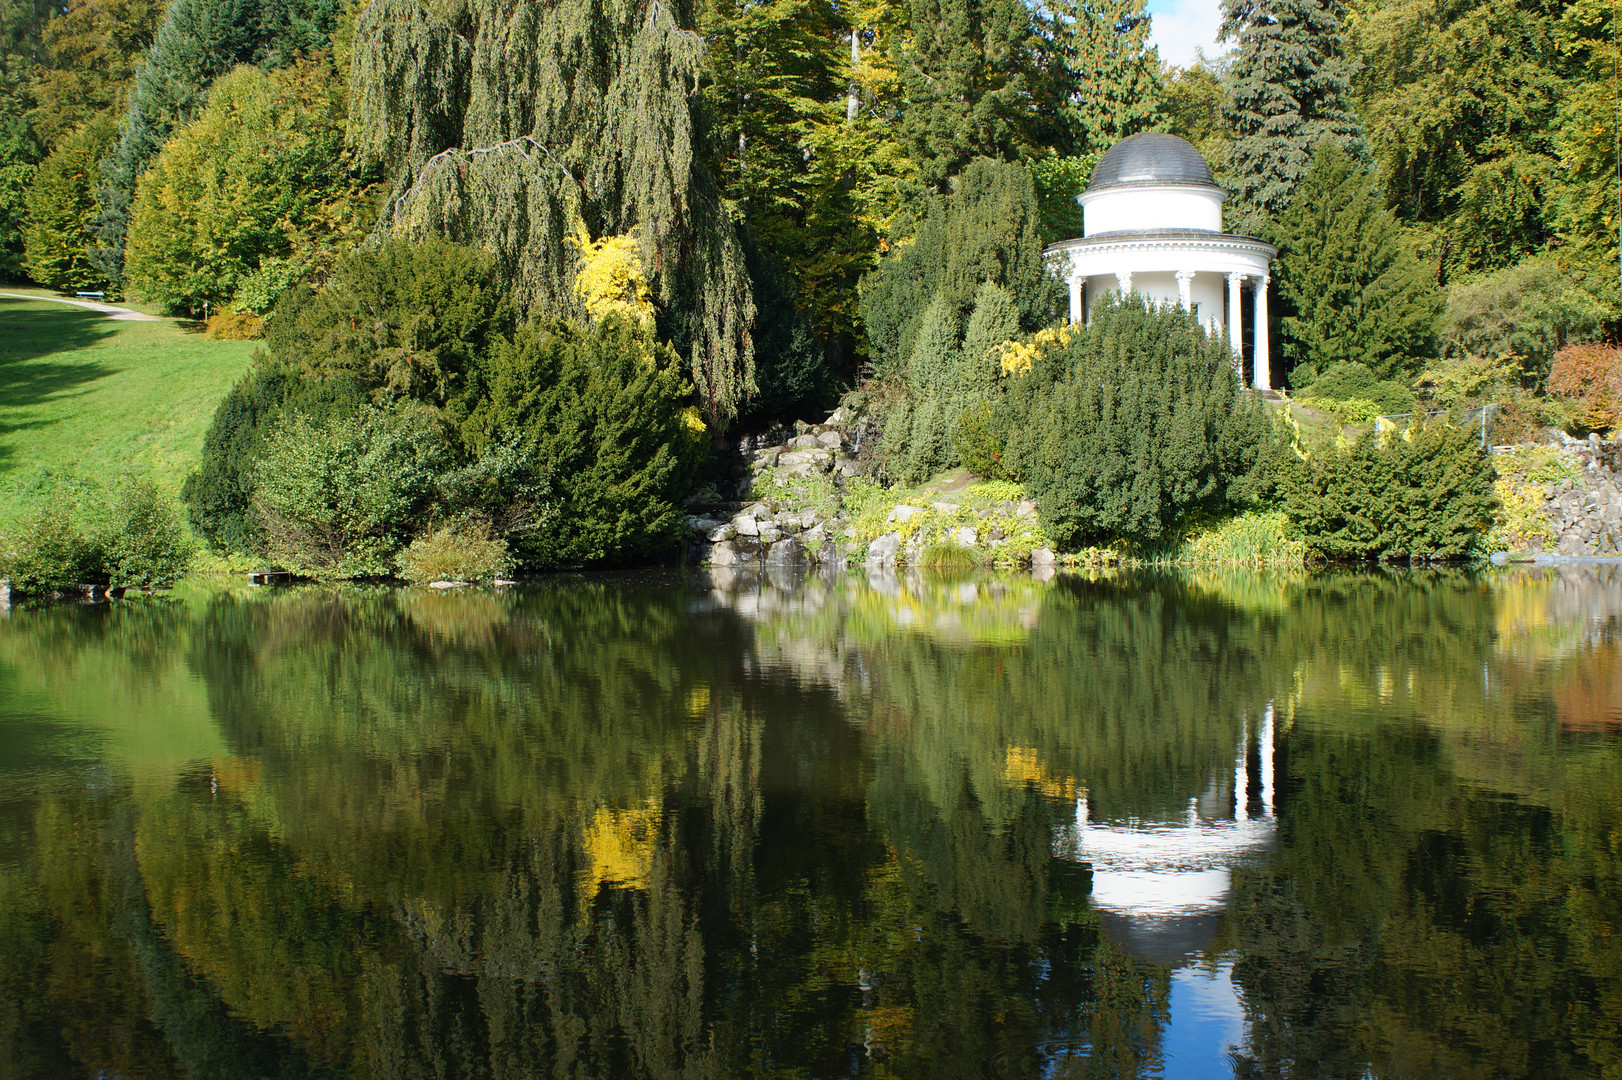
<box><xmin>1373</xmin><ymin>403</ymin><xmax>1501</xmax><ymax>450</ymax></box>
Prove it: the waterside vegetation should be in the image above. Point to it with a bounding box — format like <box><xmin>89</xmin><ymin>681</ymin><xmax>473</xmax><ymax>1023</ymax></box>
<box><xmin>0</xmin><ymin>0</ymin><xmax>1618</xmax><ymax>588</ymax></box>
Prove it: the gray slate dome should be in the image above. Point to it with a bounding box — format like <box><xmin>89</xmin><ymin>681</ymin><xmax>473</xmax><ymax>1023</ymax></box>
<box><xmin>1086</xmin><ymin>133</ymin><xmax>1218</xmax><ymax>192</ymax></box>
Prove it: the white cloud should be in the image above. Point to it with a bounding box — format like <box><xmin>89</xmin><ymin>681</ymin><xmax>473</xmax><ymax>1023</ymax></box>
<box><xmin>1147</xmin><ymin>0</ymin><xmax>1229</xmax><ymax>70</ymax></box>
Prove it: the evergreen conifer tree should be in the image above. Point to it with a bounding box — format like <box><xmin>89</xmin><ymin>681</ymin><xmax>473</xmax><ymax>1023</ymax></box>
<box><xmin>958</xmin><ymin>280</ymin><xmax>1020</xmax><ymax>396</ymax></box>
<box><xmin>898</xmin><ymin>0</ymin><xmax>1036</xmax><ymax>192</ymax></box>
<box><xmin>1035</xmin><ymin>0</ymin><xmax>1164</xmax><ymax>156</ymax></box>
<box><xmin>1218</xmin><ymin>0</ymin><xmax>1365</xmax><ymax>220</ymax></box>
<box><xmin>907</xmin><ymin>292</ymin><xmax>961</xmax><ymax>396</ymax></box>
<box><xmin>860</xmin><ymin>157</ymin><xmax>1059</xmax><ymax>374</ymax></box>
<box><xmin>350</xmin><ymin>0</ymin><xmax>757</xmax><ymax>426</ymax></box>
<box><xmin>1273</xmin><ymin>142</ymin><xmax>1440</xmax><ymax>385</ymax></box>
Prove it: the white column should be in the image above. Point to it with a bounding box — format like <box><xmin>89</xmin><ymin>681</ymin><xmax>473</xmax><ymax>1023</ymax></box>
<box><xmin>1234</xmin><ymin>716</ymin><xmax>1249</xmax><ymax>823</ymax></box>
<box><xmin>1175</xmin><ymin>270</ymin><xmax>1194</xmax><ymax>310</ymax></box>
<box><xmin>1115</xmin><ymin>270</ymin><xmax>1133</xmax><ymax>295</ymax></box>
<box><xmin>1226</xmin><ymin>272</ymin><xmax>1246</xmax><ymax>377</ymax></box>
<box><xmin>1068</xmin><ymin>276</ymin><xmax>1083</xmax><ymax>324</ymax></box>
<box><xmin>1261</xmin><ymin>701</ymin><xmax>1275</xmax><ymax>818</ymax></box>
<box><xmin>1254</xmin><ymin>274</ymin><xmax>1271</xmax><ymax>391</ymax></box>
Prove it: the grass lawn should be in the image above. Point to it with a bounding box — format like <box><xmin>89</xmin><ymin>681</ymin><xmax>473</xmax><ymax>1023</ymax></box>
<box><xmin>0</xmin><ymin>295</ymin><xmax>257</xmax><ymax>527</ymax></box>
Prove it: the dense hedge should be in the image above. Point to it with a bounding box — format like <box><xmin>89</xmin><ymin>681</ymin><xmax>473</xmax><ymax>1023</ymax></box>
<box><xmin>1281</xmin><ymin>418</ymin><xmax>1497</xmax><ymax>560</ymax></box>
<box><xmin>184</xmin><ymin>241</ymin><xmax>706</xmax><ymax>574</ymax></box>
<box><xmin>461</xmin><ymin>318</ymin><xmax>704</xmax><ymax>567</ymax></box>
<box><xmin>999</xmin><ymin>297</ymin><xmax>1273</xmax><ymax>549</ymax></box>
<box><xmin>182</xmin><ymin>362</ymin><xmax>364</xmax><ymax>552</ymax></box>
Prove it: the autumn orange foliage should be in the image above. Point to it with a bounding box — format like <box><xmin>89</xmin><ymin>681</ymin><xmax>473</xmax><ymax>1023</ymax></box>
<box><xmin>1548</xmin><ymin>342</ymin><xmax>1622</xmax><ymax>433</ymax></box>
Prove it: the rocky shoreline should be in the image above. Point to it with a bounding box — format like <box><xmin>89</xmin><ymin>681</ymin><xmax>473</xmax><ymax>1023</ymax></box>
<box><xmin>684</xmin><ymin>410</ymin><xmax>1055</xmax><ymax>571</ymax></box>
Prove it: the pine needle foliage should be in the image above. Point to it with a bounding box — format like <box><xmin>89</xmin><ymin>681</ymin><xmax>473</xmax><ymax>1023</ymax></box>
<box><xmin>460</xmin><ymin>317</ymin><xmax>703</xmax><ymax>567</ymax></box>
<box><xmin>1000</xmin><ymin>295</ymin><xmax>1272</xmax><ymax>548</ymax></box>
<box><xmin>1280</xmin><ymin>419</ymin><xmax>1497</xmax><ymax>560</ymax></box>
<box><xmin>1218</xmin><ymin>0</ymin><xmax>1365</xmax><ymax>220</ymax></box>
<box><xmin>1273</xmin><ymin>142</ymin><xmax>1441</xmax><ymax>386</ymax></box>
<box><xmin>1034</xmin><ymin>0</ymin><xmax>1164</xmax><ymax>156</ymax></box>
<box><xmin>898</xmin><ymin>0</ymin><xmax>1036</xmax><ymax>191</ymax></box>
<box><xmin>349</xmin><ymin>0</ymin><xmax>757</xmax><ymax>425</ymax></box>
<box><xmin>958</xmin><ymin>280</ymin><xmax>1020</xmax><ymax>397</ymax></box>
<box><xmin>860</xmin><ymin>157</ymin><xmax>1058</xmax><ymax>375</ymax></box>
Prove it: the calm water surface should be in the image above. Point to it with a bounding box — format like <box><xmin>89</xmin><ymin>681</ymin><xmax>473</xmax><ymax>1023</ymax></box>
<box><xmin>2</xmin><ymin>566</ymin><xmax>1621</xmax><ymax>1078</ymax></box>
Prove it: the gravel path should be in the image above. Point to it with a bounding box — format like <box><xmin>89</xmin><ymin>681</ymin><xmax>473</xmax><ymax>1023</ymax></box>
<box><xmin>0</xmin><ymin>291</ymin><xmax>160</xmax><ymax>321</ymax></box>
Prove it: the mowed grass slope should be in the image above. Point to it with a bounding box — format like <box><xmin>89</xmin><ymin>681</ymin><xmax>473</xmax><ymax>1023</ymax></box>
<box><xmin>0</xmin><ymin>296</ymin><xmax>257</xmax><ymax>527</ymax></box>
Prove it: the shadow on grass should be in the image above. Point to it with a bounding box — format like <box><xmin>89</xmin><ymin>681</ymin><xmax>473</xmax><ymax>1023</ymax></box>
<box><xmin>0</xmin><ymin>305</ymin><xmax>119</xmax><ymax>476</ymax></box>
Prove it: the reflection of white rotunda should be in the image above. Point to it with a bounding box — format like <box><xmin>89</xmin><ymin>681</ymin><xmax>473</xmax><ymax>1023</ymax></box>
<box><xmin>1045</xmin><ymin>133</ymin><xmax>1278</xmax><ymax>391</ymax></box>
<box><xmin>1058</xmin><ymin>704</ymin><xmax>1277</xmax><ymax>965</ymax></box>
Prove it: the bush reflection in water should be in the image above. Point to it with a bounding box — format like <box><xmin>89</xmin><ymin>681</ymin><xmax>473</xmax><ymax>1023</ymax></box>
<box><xmin>0</xmin><ymin>566</ymin><xmax>1620</xmax><ymax>1078</ymax></box>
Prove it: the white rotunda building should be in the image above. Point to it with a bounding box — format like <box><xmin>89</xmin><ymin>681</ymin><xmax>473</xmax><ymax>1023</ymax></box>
<box><xmin>1046</xmin><ymin>133</ymin><xmax>1278</xmax><ymax>391</ymax></box>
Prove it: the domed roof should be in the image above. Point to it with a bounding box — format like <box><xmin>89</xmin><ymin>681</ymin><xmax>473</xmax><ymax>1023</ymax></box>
<box><xmin>1087</xmin><ymin>133</ymin><xmax>1219</xmax><ymax>192</ymax></box>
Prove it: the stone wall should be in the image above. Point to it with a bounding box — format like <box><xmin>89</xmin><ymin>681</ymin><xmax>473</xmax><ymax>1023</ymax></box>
<box><xmin>1542</xmin><ymin>434</ymin><xmax>1622</xmax><ymax>557</ymax></box>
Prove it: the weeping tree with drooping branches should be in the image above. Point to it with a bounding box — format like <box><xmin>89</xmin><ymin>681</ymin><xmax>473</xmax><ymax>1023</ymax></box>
<box><xmin>347</xmin><ymin>0</ymin><xmax>757</xmax><ymax>426</ymax></box>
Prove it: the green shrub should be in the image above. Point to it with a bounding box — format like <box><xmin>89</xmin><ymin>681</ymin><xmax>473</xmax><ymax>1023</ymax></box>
<box><xmin>1281</xmin><ymin>418</ymin><xmax>1497</xmax><ymax>561</ymax></box>
<box><xmin>185</xmin><ymin>239</ymin><xmax>509</xmax><ymax>554</ymax></box>
<box><xmin>1323</xmin><ymin>398</ymin><xmax>1383</xmax><ymax>424</ymax></box>
<box><xmin>183</xmin><ymin>360</ymin><xmax>366</xmax><ymax>552</ymax></box>
<box><xmin>1000</xmin><ymin>296</ymin><xmax>1272</xmax><ymax>549</ymax></box>
<box><xmin>953</xmin><ymin>396</ymin><xmax>1005</xmax><ymax>478</ymax></box>
<box><xmin>1441</xmin><ymin>255</ymin><xmax>1614</xmax><ymax>383</ymax></box>
<box><xmin>265</xmin><ymin>237</ymin><xmax>508</xmax><ymax>406</ymax></box>
<box><xmin>1299</xmin><ymin>361</ymin><xmax>1415</xmax><ymax>414</ymax></box>
<box><xmin>104</xmin><ymin>480</ymin><xmax>195</xmax><ymax>587</ymax></box>
<box><xmin>397</xmin><ymin>518</ymin><xmax>514</xmax><ymax>583</ymax></box>
<box><xmin>253</xmin><ymin>404</ymin><xmax>452</xmax><ymax>578</ymax></box>
<box><xmin>0</xmin><ymin>496</ymin><xmax>105</xmax><ymax>593</ymax></box>
<box><xmin>460</xmin><ymin>318</ymin><xmax>703</xmax><ymax>567</ymax></box>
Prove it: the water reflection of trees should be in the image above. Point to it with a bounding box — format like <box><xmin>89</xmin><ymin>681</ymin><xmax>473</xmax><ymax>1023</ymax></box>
<box><xmin>0</xmin><ymin>568</ymin><xmax>1620</xmax><ymax>1076</ymax></box>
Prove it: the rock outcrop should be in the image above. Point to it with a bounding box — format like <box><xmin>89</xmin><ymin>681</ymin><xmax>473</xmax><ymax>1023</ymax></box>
<box><xmin>1542</xmin><ymin>433</ymin><xmax>1622</xmax><ymax>557</ymax></box>
<box><xmin>685</xmin><ymin>410</ymin><xmax>1052</xmax><ymax>569</ymax></box>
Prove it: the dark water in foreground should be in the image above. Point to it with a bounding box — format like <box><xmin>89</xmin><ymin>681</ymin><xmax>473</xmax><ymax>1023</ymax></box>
<box><xmin>2</xmin><ymin>567</ymin><xmax>1621</xmax><ymax>1079</ymax></box>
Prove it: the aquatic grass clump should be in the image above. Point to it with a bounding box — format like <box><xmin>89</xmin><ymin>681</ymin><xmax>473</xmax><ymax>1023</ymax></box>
<box><xmin>397</xmin><ymin>518</ymin><xmax>514</xmax><ymax>583</ymax></box>
<box><xmin>1128</xmin><ymin>510</ymin><xmax>1308</xmax><ymax>569</ymax></box>
<box><xmin>918</xmin><ymin>541</ymin><xmax>978</xmax><ymax>574</ymax></box>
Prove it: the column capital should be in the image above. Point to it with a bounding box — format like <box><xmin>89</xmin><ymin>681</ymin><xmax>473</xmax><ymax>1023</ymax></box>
<box><xmin>1253</xmin><ymin>273</ymin><xmax>1271</xmax><ymax>289</ymax></box>
<box><xmin>1227</xmin><ymin>271</ymin><xmax>1249</xmax><ymax>285</ymax></box>
<box><xmin>1175</xmin><ymin>270</ymin><xmax>1194</xmax><ymax>310</ymax></box>
<box><xmin>1115</xmin><ymin>271</ymin><xmax>1133</xmax><ymax>293</ymax></box>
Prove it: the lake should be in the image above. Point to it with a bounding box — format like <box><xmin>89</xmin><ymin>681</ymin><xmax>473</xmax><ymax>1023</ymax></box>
<box><xmin>2</xmin><ymin>565</ymin><xmax>1620</xmax><ymax>1078</ymax></box>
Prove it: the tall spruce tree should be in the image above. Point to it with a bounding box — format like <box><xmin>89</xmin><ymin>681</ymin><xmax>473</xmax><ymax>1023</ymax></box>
<box><xmin>898</xmin><ymin>0</ymin><xmax>1037</xmax><ymax>192</ymax></box>
<box><xmin>350</xmin><ymin>0</ymin><xmax>757</xmax><ymax>426</ymax></box>
<box><xmin>1035</xmin><ymin>0</ymin><xmax>1164</xmax><ymax>156</ymax></box>
<box><xmin>1272</xmin><ymin>142</ymin><xmax>1440</xmax><ymax>385</ymax></box>
<box><xmin>1218</xmin><ymin>0</ymin><xmax>1365</xmax><ymax>221</ymax></box>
